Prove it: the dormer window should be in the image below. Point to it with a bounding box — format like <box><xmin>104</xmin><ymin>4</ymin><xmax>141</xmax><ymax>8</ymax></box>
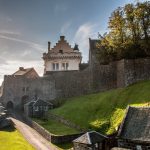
<box><xmin>59</xmin><ymin>50</ymin><xmax>63</xmax><ymax>54</ymax></box>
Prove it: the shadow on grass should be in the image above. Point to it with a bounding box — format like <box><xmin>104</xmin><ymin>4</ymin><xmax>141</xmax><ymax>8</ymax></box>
<box><xmin>55</xmin><ymin>142</ymin><xmax>73</xmax><ymax>150</ymax></box>
<box><xmin>0</xmin><ymin>125</ymin><xmax>16</xmax><ymax>132</ymax></box>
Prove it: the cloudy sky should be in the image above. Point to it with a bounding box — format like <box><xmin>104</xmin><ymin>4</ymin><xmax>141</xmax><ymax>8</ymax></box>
<box><xmin>0</xmin><ymin>0</ymin><xmax>146</xmax><ymax>84</ymax></box>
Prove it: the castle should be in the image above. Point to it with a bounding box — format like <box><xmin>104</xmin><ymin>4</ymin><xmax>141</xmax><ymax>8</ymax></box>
<box><xmin>43</xmin><ymin>36</ymin><xmax>82</xmax><ymax>74</ymax></box>
<box><xmin>0</xmin><ymin>36</ymin><xmax>150</xmax><ymax>110</ymax></box>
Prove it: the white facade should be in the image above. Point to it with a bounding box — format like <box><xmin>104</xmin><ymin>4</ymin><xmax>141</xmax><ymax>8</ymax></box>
<box><xmin>43</xmin><ymin>36</ymin><xmax>82</xmax><ymax>74</ymax></box>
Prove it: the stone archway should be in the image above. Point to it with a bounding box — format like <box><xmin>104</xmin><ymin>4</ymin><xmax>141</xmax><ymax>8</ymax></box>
<box><xmin>6</xmin><ymin>101</ymin><xmax>14</xmax><ymax>110</ymax></box>
<box><xmin>21</xmin><ymin>95</ymin><xmax>29</xmax><ymax>111</ymax></box>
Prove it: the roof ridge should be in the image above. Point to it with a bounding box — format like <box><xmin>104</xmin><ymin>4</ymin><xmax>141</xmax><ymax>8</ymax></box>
<box><xmin>117</xmin><ymin>105</ymin><xmax>131</xmax><ymax>137</ymax></box>
<box><xmin>87</xmin><ymin>132</ymin><xmax>91</xmax><ymax>145</ymax></box>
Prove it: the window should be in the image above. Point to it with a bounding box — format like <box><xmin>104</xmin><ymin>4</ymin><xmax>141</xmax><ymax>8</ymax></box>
<box><xmin>44</xmin><ymin>106</ymin><xmax>48</xmax><ymax>111</ymax></box>
<box><xmin>40</xmin><ymin>106</ymin><xmax>43</xmax><ymax>110</ymax></box>
<box><xmin>136</xmin><ymin>145</ymin><xmax>142</xmax><ymax>150</ymax></box>
<box><xmin>62</xmin><ymin>62</ymin><xmax>69</xmax><ymax>70</ymax></box>
<box><xmin>22</xmin><ymin>87</ymin><xmax>25</xmax><ymax>92</ymax></box>
<box><xmin>22</xmin><ymin>87</ymin><xmax>29</xmax><ymax>92</ymax></box>
<box><xmin>34</xmin><ymin>106</ymin><xmax>39</xmax><ymax>111</ymax></box>
<box><xmin>52</xmin><ymin>63</ymin><xmax>59</xmax><ymax>71</ymax></box>
<box><xmin>56</xmin><ymin>63</ymin><xmax>59</xmax><ymax>70</ymax></box>
<box><xmin>62</xmin><ymin>63</ymin><xmax>65</xmax><ymax>70</ymax></box>
<box><xmin>59</xmin><ymin>50</ymin><xmax>63</xmax><ymax>53</ymax></box>
<box><xmin>52</xmin><ymin>63</ymin><xmax>55</xmax><ymax>70</ymax></box>
<box><xmin>26</xmin><ymin>87</ymin><xmax>29</xmax><ymax>91</ymax></box>
<box><xmin>66</xmin><ymin>63</ymin><xmax>69</xmax><ymax>70</ymax></box>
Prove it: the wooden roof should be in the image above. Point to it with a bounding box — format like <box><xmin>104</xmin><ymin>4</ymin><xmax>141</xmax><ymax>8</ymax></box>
<box><xmin>73</xmin><ymin>131</ymin><xmax>107</xmax><ymax>145</ymax></box>
<box><xmin>118</xmin><ymin>106</ymin><xmax>150</xmax><ymax>142</ymax></box>
<box><xmin>13</xmin><ymin>67</ymin><xmax>38</xmax><ymax>76</ymax></box>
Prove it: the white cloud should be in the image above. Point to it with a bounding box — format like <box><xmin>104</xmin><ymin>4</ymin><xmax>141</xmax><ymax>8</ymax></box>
<box><xmin>74</xmin><ymin>23</ymin><xmax>99</xmax><ymax>62</ymax></box>
<box><xmin>0</xmin><ymin>60</ymin><xmax>44</xmax><ymax>85</ymax></box>
<box><xmin>0</xmin><ymin>35</ymin><xmax>44</xmax><ymax>52</ymax></box>
<box><xmin>0</xmin><ymin>32</ymin><xmax>45</xmax><ymax>85</ymax></box>
<box><xmin>0</xmin><ymin>30</ymin><xmax>20</xmax><ymax>36</ymax></box>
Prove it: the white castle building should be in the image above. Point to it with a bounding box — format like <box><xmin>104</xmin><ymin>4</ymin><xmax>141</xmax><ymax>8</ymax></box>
<box><xmin>43</xmin><ymin>36</ymin><xmax>82</xmax><ymax>74</ymax></box>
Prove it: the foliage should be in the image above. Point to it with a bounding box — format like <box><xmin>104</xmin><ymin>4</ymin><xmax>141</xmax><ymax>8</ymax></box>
<box><xmin>51</xmin><ymin>80</ymin><xmax>150</xmax><ymax>135</ymax></box>
<box><xmin>89</xmin><ymin>119</ymin><xmax>110</xmax><ymax>134</ymax></box>
<box><xmin>97</xmin><ymin>1</ymin><xmax>150</xmax><ymax>64</ymax></box>
<box><xmin>0</xmin><ymin>126</ymin><xmax>35</xmax><ymax>150</ymax></box>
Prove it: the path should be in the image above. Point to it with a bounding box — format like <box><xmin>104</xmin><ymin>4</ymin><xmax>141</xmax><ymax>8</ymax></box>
<box><xmin>9</xmin><ymin>112</ymin><xmax>58</xmax><ymax>150</ymax></box>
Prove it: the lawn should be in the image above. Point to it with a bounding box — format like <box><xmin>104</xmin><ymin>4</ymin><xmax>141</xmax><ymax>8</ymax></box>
<box><xmin>33</xmin><ymin>118</ymin><xmax>79</xmax><ymax>135</ymax></box>
<box><xmin>0</xmin><ymin>126</ymin><xmax>35</xmax><ymax>150</ymax></box>
<box><xmin>51</xmin><ymin>80</ymin><xmax>150</xmax><ymax>135</ymax></box>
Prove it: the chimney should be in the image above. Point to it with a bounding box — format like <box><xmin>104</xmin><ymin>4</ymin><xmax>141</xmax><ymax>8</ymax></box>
<box><xmin>60</xmin><ymin>36</ymin><xmax>65</xmax><ymax>41</ymax></box>
<box><xmin>48</xmin><ymin>41</ymin><xmax>51</xmax><ymax>51</ymax></box>
<box><xmin>19</xmin><ymin>67</ymin><xmax>24</xmax><ymax>71</ymax></box>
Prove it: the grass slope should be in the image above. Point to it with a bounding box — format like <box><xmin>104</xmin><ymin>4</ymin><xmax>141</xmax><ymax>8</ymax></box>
<box><xmin>51</xmin><ymin>80</ymin><xmax>150</xmax><ymax>135</ymax></box>
<box><xmin>33</xmin><ymin>118</ymin><xmax>78</xmax><ymax>135</ymax></box>
<box><xmin>0</xmin><ymin>126</ymin><xmax>35</xmax><ymax>150</ymax></box>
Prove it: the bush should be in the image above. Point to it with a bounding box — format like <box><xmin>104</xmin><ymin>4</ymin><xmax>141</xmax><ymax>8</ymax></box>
<box><xmin>89</xmin><ymin>119</ymin><xmax>110</xmax><ymax>134</ymax></box>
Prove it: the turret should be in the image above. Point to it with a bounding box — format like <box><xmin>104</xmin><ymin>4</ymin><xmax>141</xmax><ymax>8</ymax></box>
<box><xmin>73</xmin><ymin>44</ymin><xmax>79</xmax><ymax>52</ymax></box>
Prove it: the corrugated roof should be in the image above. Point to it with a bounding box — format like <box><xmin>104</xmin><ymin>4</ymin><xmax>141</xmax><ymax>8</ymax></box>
<box><xmin>118</xmin><ymin>106</ymin><xmax>150</xmax><ymax>142</ymax></box>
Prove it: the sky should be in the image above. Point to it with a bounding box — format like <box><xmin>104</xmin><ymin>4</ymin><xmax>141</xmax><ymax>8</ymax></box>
<box><xmin>0</xmin><ymin>0</ymin><xmax>146</xmax><ymax>84</ymax></box>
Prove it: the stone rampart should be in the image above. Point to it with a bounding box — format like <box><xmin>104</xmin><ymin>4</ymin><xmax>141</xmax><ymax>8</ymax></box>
<box><xmin>1</xmin><ymin>58</ymin><xmax>150</xmax><ymax>108</ymax></box>
<box><xmin>48</xmin><ymin>112</ymin><xmax>87</xmax><ymax>132</ymax></box>
<box><xmin>124</xmin><ymin>58</ymin><xmax>150</xmax><ymax>86</ymax></box>
<box><xmin>22</xmin><ymin>115</ymin><xmax>83</xmax><ymax>144</ymax></box>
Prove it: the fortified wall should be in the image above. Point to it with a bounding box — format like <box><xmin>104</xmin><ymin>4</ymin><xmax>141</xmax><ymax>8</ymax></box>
<box><xmin>1</xmin><ymin>38</ymin><xmax>150</xmax><ymax>109</ymax></box>
<box><xmin>1</xmin><ymin>75</ymin><xmax>56</xmax><ymax>109</ymax></box>
<box><xmin>44</xmin><ymin>57</ymin><xmax>150</xmax><ymax>99</ymax></box>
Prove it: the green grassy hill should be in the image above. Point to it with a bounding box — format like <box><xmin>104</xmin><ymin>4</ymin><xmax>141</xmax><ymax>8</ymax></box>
<box><xmin>0</xmin><ymin>126</ymin><xmax>35</xmax><ymax>150</ymax></box>
<box><xmin>51</xmin><ymin>80</ymin><xmax>150</xmax><ymax>135</ymax></box>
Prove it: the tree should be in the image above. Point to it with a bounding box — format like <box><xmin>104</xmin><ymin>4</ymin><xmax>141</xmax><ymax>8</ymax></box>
<box><xmin>97</xmin><ymin>1</ymin><xmax>150</xmax><ymax>63</ymax></box>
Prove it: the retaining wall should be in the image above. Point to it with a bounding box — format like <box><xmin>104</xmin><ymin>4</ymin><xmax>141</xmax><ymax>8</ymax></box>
<box><xmin>48</xmin><ymin>113</ymin><xmax>87</xmax><ymax>132</ymax></box>
<box><xmin>22</xmin><ymin>115</ymin><xmax>84</xmax><ymax>144</ymax></box>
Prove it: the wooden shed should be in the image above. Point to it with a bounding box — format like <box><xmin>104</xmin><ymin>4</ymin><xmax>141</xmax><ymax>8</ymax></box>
<box><xmin>24</xmin><ymin>99</ymin><xmax>53</xmax><ymax>118</ymax></box>
<box><xmin>73</xmin><ymin>131</ymin><xmax>108</xmax><ymax>150</ymax></box>
<box><xmin>117</xmin><ymin>106</ymin><xmax>150</xmax><ymax>150</ymax></box>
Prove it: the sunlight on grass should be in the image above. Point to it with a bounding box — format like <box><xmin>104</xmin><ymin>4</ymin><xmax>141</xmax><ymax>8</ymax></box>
<box><xmin>51</xmin><ymin>80</ymin><xmax>150</xmax><ymax>135</ymax></box>
<box><xmin>33</xmin><ymin>118</ymin><xmax>79</xmax><ymax>135</ymax></box>
<box><xmin>0</xmin><ymin>126</ymin><xmax>35</xmax><ymax>150</ymax></box>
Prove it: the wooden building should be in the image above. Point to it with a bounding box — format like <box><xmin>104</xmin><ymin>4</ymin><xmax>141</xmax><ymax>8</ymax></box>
<box><xmin>73</xmin><ymin>131</ymin><xmax>108</xmax><ymax>150</ymax></box>
<box><xmin>24</xmin><ymin>99</ymin><xmax>53</xmax><ymax>118</ymax></box>
<box><xmin>13</xmin><ymin>67</ymin><xmax>39</xmax><ymax>79</ymax></box>
<box><xmin>117</xmin><ymin>106</ymin><xmax>150</xmax><ymax>150</ymax></box>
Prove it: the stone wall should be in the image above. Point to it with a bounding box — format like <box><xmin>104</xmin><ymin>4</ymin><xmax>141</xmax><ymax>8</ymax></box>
<box><xmin>1</xmin><ymin>75</ymin><xmax>56</xmax><ymax>109</ymax></box>
<box><xmin>46</xmin><ymin>70</ymin><xmax>93</xmax><ymax>98</ymax></box>
<box><xmin>48</xmin><ymin>112</ymin><xmax>87</xmax><ymax>132</ymax></box>
<box><xmin>118</xmin><ymin>139</ymin><xmax>150</xmax><ymax>150</ymax></box>
<box><xmin>22</xmin><ymin>115</ymin><xmax>83</xmax><ymax>144</ymax></box>
<box><xmin>92</xmin><ymin>62</ymin><xmax>117</xmax><ymax>92</ymax></box>
<box><xmin>124</xmin><ymin>58</ymin><xmax>150</xmax><ymax>86</ymax></box>
<box><xmin>1</xmin><ymin>58</ymin><xmax>150</xmax><ymax>109</ymax></box>
<box><xmin>117</xmin><ymin>60</ymin><xmax>125</xmax><ymax>88</ymax></box>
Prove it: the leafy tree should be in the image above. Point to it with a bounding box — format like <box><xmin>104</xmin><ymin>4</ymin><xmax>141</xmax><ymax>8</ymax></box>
<box><xmin>97</xmin><ymin>1</ymin><xmax>150</xmax><ymax>63</ymax></box>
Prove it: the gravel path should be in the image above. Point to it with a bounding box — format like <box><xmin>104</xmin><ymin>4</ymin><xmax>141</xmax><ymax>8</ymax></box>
<box><xmin>10</xmin><ymin>113</ymin><xmax>58</xmax><ymax>150</ymax></box>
